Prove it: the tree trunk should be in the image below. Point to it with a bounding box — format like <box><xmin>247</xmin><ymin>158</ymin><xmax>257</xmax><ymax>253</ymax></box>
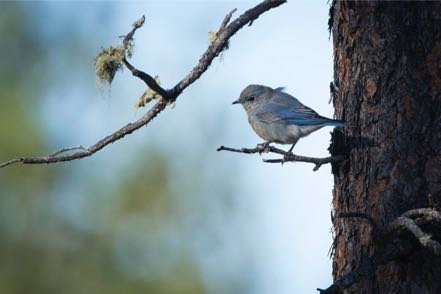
<box><xmin>330</xmin><ymin>1</ymin><xmax>441</xmax><ymax>293</ymax></box>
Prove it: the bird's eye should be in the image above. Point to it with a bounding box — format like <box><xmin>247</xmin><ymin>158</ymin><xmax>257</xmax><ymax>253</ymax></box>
<box><xmin>248</xmin><ymin>96</ymin><xmax>255</xmax><ymax>101</ymax></box>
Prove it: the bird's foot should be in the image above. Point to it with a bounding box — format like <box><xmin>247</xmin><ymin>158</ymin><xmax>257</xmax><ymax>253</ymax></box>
<box><xmin>280</xmin><ymin>154</ymin><xmax>289</xmax><ymax>165</ymax></box>
<box><xmin>256</xmin><ymin>142</ymin><xmax>270</xmax><ymax>154</ymax></box>
<box><xmin>279</xmin><ymin>153</ymin><xmax>296</xmax><ymax>166</ymax></box>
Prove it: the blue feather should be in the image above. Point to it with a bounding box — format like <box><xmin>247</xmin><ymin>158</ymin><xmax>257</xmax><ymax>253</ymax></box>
<box><xmin>286</xmin><ymin>118</ymin><xmax>346</xmax><ymax>126</ymax></box>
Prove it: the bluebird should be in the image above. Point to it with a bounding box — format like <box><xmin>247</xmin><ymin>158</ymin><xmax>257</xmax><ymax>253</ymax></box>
<box><xmin>232</xmin><ymin>84</ymin><xmax>346</xmax><ymax>153</ymax></box>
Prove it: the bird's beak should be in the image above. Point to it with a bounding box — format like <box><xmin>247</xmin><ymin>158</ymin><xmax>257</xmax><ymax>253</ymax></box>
<box><xmin>232</xmin><ymin>99</ymin><xmax>240</xmax><ymax>105</ymax></box>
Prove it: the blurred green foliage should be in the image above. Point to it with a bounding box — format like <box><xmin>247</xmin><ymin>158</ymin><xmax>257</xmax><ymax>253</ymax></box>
<box><xmin>0</xmin><ymin>3</ymin><xmax>210</xmax><ymax>293</ymax></box>
<box><xmin>0</xmin><ymin>3</ymin><xmax>52</xmax><ymax>189</ymax></box>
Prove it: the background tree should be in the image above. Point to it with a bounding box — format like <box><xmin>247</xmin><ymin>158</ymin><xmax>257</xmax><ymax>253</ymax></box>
<box><xmin>329</xmin><ymin>1</ymin><xmax>441</xmax><ymax>292</ymax></box>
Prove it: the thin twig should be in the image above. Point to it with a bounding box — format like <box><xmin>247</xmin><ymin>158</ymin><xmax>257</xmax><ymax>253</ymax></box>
<box><xmin>317</xmin><ymin>239</ymin><xmax>413</xmax><ymax>294</ymax></box>
<box><xmin>217</xmin><ymin>144</ymin><xmax>346</xmax><ymax>171</ymax></box>
<box><xmin>122</xmin><ymin>15</ymin><xmax>145</xmax><ymax>49</ymax></box>
<box><xmin>403</xmin><ymin>208</ymin><xmax>441</xmax><ymax>222</ymax></box>
<box><xmin>403</xmin><ymin>208</ymin><xmax>441</xmax><ymax>228</ymax></box>
<box><xmin>169</xmin><ymin>0</ymin><xmax>287</xmax><ymax>98</ymax></box>
<box><xmin>0</xmin><ymin>0</ymin><xmax>287</xmax><ymax>168</ymax></box>
<box><xmin>219</xmin><ymin>8</ymin><xmax>237</xmax><ymax>33</ymax></box>
<box><xmin>317</xmin><ymin>256</ymin><xmax>376</xmax><ymax>294</ymax></box>
<box><xmin>384</xmin><ymin>216</ymin><xmax>441</xmax><ymax>256</ymax></box>
<box><xmin>264</xmin><ymin>155</ymin><xmax>345</xmax><ymax>171</ymax></box>
<box><xmin>122</xmin><ymin>57</ymin><xmax>169</xmax><ymax>99</ymax></box>
<box><xmin>49</xmin><ymin>145</ymin><xmax>85</xmax><ymax>157</ymax></box>
<box><xmin>0</xmin><ymin>158</ymin><xmax>24</xmax><ymax>169</ymax></box>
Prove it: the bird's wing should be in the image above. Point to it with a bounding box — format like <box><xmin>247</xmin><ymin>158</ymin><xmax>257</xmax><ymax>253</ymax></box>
<box><xmin>254</xmin><ymin>92</ymin><xmax>327</xmax><ymax>125</ymax></box>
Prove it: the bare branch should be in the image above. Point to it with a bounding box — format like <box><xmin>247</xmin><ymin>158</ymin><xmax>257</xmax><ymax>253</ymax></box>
<box><xmin>219</xmin><ymin>8</ymin><xmax>238</xmax><ymax>33</ymax></box>
<box><xmin>0</xmin><ymin>0</ymin><xmax>287</xmax><ymax>168</ymax></box>
<box><xmin>122</xmin><ymin>57</ymin><xmax>169</xmax><ymax>99</ymax></box>
<box><xmin>169</xmin><ymin>0</ymin><xmax>287</xmax><ymax>99</ymax></box>
<box><xmin>264</xmin><ymin>155</ymin><xmax>346</xmax><ymax>171</ymax></box>
<box><xmin>0</xmin><ymin>101</ymin><xmax>167</xmax><ymax>166</ymax></box>
<box><xmin>407</xmin><ymin>209</ymin><xmax>441</xmax><ymax>229</ymax></box>
<box><xmin>49</xmin><ymin>145</ymin><xmax>85</xmax><ymax>157</ymax></box>
<box><xmin>0</xmin><ymin>158</ymin><xmax>24</xmax><ymax>169</ymax></box>
<box><xmin>317</xmin><ymin>256</ymin><xmax>377</xmax><ymax>294</ymax></box>
<box><xmin>217</xmin><ymin>144</ymin><xmax>346</xmax><ymax>171</ymax></box>
<box><xmin>384</xmin><ymin>216</ymin><xmax>441</xmax><ymax>256</ymax></box>
<box><xmin>402</xmin><ymin>207</ymin><xmax>441</xmax><ymax>224</ymax></box>
<box><xmin>122</xmin><ymin>15</ymin><xmax>145</xmax><ymax>50</ymax></box>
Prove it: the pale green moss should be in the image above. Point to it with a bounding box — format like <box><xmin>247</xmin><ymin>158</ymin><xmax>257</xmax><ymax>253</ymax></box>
<box><xmin>420</xmin><ymin>234</ymin><xmax>433</xmax><ymax>247</ymax></box>
<box><xmin>94</xmin><ymin>46</ymin><xmax>127</xmax><ymax>86</ymax></box>
<box><xmin>208</xmin><ymin>31</ymin><xmax>218</xmax><ymax>45</ymax></box>
<box><xmin>94</xmin><ymin>15</ymin><xmax>144</xmax><ymax>88</ymax></box>
<box><xmin>134</xmin><ymin>76</ymin><xmax>162</xmax><ymax>111</ymax></box>
<box><xmin>208</xmin><ymin>30</ymin><xmax>228</xmax><ymax>56</ymax></box>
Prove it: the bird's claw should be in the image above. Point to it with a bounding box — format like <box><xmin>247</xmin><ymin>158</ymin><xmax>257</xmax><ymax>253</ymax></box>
<box><xmin>281</xmin><ymin>154</ymin><xmax>288</xmax><ymax>165</ymax></box>
<box><xmin>281</xmin><ymin>153</ymin><xmax>295</xmax><ymax>165</ymax></box>
<box><xmin>256</xmin><ymin>142</ymin><xmax>270</xmax><ymax>154</ymax></box>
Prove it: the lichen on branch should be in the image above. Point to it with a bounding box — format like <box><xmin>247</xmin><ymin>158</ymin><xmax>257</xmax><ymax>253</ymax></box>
<box><xmin>134</xmin><ymin>76</ymin><xmax>162</xmax><ymax>110</ymax></box>
<box><xmin>94</xmin><ymin>45</ymin><xmax>126</xmax><ymax>86</ymax></box>
<box><xmin>93</xmin><ymin>15</ymin><xmax>145</xmax><ymax>86</ymax></box>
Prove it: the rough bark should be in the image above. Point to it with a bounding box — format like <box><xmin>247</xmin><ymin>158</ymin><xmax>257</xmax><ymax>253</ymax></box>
<box><xmin>330</xmin><ymin>1</ymin><xmax>441</xmax><ymax>293</ymax></box>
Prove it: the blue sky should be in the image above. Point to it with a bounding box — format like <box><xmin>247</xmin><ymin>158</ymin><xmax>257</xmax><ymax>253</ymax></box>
<box><xmin>114</xmin><ymin>2</ymin><xmax>335</xmax><ymax>292</ymax></box>
<box><xmin>14</xmin><ymin>1</ymin><xmax>336</xmax><ymax>293</ymax></box>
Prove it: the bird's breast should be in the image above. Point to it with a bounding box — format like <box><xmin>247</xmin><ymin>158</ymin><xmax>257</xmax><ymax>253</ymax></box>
<box><xmin>248</xmin><ymin>117</ymin><xmax>293</xmax><ymax>144</ymax></box>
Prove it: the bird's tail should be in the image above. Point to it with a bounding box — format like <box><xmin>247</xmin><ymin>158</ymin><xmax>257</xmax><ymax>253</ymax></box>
<box><xmin>322</xmin><ymin>118</ymin><xmax>347</xmax><ymax>127</ymax></box>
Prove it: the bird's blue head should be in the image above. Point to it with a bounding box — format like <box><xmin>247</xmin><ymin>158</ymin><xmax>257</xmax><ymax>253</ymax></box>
<box><xmin>232</xmin><ymin>84</ymin><xmax>272</xmax><ymax>111</ymax></box>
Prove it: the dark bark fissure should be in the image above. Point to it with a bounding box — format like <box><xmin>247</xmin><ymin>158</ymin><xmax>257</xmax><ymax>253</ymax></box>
<box><xmin>330</xmin><ymin>1</ymin><xmax>441</xmax><ymax>293</ymax></box>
